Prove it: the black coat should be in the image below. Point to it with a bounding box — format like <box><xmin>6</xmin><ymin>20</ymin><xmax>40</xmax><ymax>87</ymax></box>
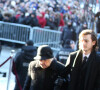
<box><xmin>17</xmin><ymin>15</ymin><xmax>26</xmax><ymax>25</ymax></box>
<box><xmin>25</xmin><ymin>15</ymin><xmax>40</xmax><ymax>27</ymax></box>
<box><xmin>61</xmin><ymin>26</ymin><xmax>76</xmax><ymax>45</ymax></box>
<box><xmin>12</xmin><ymin>46</ymin><xmax>37</xmax><ymax>90</ymax></box>
<box><xmin>66</xmin><ymin>50</ymin><xmax>100</xmax><ymax>90</ymax></box>
<box><xmin>23</xmin><ymin>59</ymin><xmax>65</xmax><ymax>90</ymax></box>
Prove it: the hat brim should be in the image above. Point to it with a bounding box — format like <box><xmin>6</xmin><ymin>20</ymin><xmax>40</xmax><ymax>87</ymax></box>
<box><xmin>34</xmin><ymin>55</ymin><xmax>50</xmax><ymax>60</ymax></box>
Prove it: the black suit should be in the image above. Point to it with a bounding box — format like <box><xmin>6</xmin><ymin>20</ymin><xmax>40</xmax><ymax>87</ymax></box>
<box><xmin>66</xmin><ymin>50</ymin><xmax>100</xmax><ymax>90</ymax></box>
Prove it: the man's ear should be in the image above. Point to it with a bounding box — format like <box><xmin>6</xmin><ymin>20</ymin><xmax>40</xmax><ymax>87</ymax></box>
<box><xmin>92</xmin><ymin>41</ymin><xmax>96</xmax><ymax>46</ymax></box>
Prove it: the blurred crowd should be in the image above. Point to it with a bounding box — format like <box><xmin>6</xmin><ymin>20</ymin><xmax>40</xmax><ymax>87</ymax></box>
<box><xmin>0</xmin><ymin>0</ymin><xmax>95</xmax><ymax>30</ymax></box>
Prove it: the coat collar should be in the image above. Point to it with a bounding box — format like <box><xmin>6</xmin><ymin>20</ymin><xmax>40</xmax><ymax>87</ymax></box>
<box><xmin>35</xmin><ymin>60</ymin><xmax>41</xmax><ymax>68</ymax></box>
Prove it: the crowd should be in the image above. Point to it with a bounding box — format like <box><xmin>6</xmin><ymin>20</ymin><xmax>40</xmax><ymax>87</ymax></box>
<box><xmin>0</xmin><ymin>0</ymin><xmax>100</xmax><ymax>90</ymax></box>
<box><xmin>0</xmin><ymin>0</ymin><xmax>95</xmax><ymax>31</ymax></box>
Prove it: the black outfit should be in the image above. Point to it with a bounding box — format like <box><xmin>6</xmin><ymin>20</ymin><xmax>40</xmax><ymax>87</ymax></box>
<box><xmin>0</xmin><ymin>13</ymin><xmax>3</xmax><ymax>21</ymax></box>
<box><xmin>25</xmin><ymin>14</ymin><xmax>40</xmax><ymax>27</ymax></box>
<box><xmin>95</xmin><ymin>12</ymin><xmax>100</xmax><ymax>33</ymax></box>
<box><xmin>23</xmin><ymin>59</ymin><xmax>65</xmax><ymax>90</ymax></box>
<box><xmin>97</xmin><ymin>37</ymin><xmax>100</xmax><ymax>52</ymax></box>
<box><xmin>56</xmin><ymin>45</ymin><xmax>74</xmax><ymax>64</ymax></box>
<box><xmin>65</xmin><ymin>50</ymin><xmax>100</xmax><ymax>90</ymax></box>
<box><xmin>12</xmin><ymin>46</ymin><xmax>37</xmax><ymax>90</ymax></box>
<box><xmin>17</xmin><ymin>15</ymin><xmax>26</xmax><ymax>24</ymax></box>
<box><xmin>61</xmin><ymin>26</ymin><xmax>76</xmax><ymax>46</ymax></box>
<box><xmin>46</xmin><ymin>18</ymin><xmax>57</xmax><ymax>30</ymax></box>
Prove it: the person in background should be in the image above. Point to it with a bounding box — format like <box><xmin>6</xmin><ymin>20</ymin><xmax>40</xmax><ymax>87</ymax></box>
<box><xmin>78</xmin><ymin>22</ymin><xmax>88</xmax><ymax>36</ymax></box>
<box><xmin>23</xmin><ymin>45</ymin><xmax>65</xmax><ymax>90</ymax></box>
<box><xmin>56</xmin><ymin>39</ymin><xmax>75</xmax><ymax>64</ymax></box>
<box><xmin>95</xmin><ymin>11</ymin><xmax>100</xmax><ymax>33</ymax></box>
<box><xmin>60</xmin><ymin>20</ymin><xmax>76</xmax><ymax>47</ymax></box>
<box><xmin>12</xmin><ymin>40</ymin><xmax>37</xmax><ymax>90</ymax></box>
<box><xmin>37</xmin><ymin>12</ymin><xmax>46</xmax><ymax>28</ymax></box>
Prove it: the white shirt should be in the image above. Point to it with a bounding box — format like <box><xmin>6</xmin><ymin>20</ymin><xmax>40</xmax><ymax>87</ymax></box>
<box><xmin>83</xmin><ymin>53</ymin><xmax>90</xmax><ymax>61</ymax></box>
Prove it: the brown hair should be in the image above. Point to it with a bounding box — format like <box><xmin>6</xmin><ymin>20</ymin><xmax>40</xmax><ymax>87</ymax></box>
<box><xmin>79</xmin><ymin>29</ymin><xmax>98</xmax><ymax>50</ymax></box>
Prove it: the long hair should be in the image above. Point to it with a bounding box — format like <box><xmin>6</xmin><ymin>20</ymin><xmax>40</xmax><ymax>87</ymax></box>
<box><xmin>79</xmin><ymin>29</ymin><xmax>98</xmax><ymax>50</ymax></box>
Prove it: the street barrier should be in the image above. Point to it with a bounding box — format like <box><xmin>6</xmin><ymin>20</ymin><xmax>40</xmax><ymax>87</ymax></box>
<box><xmin>32</xmin><ymin>27</ymin><xmax>61</xmax><ymax>50</ymax></box>
<box><xmin>0</xmin><ymin>21</ymin><xmax>61</xmax><ymax>51</ymax></box>
<box><xmin>0</xmin><ymin>21</ymin><xmax>31</xmax><ymax>44</ymax></box>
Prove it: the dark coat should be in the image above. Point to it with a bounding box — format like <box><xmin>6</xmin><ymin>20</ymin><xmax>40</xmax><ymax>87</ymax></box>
<box><xmin>66</xmin><ymin>50</ymin><xmax>100</xmax><ymax>90</ymax></box>
<box><xmin>95</xmin><ymin>12</ymin><xmax>100</xmax><ymax>33</ymax></box>
<box><xmin>46</xmin><ymin>18</ymin><xmax>56</xmax><ymax>30</ymax></box>
<box><xmin>23</xmin><ymin>59</ymin><xmax>65</xmax><ymax>90</ymax></box>
<box><xmin>12</xmin><ymin>46</ymin><xmax>37</xmax><ymax>90</ymax></box>
<box><xmin>17</xmin><ymin>15</ymin><xmax>26</xmax><ymax>25</ymax></box>
<box><xmin>25</xmin><ymin>15</ymin><xmax>40</xmax><ymax>27</ymax></box>
<box><xmin>61</xmin><ymin>26</ymin><xmax>76</xmax><ymax>43</ymax></box>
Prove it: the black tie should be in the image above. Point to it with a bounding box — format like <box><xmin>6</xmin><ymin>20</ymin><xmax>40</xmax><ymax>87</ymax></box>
<box><xmin>82</xmin><ymin>56</ymin><xmax>87</xmax><ymax>66</ymax></box>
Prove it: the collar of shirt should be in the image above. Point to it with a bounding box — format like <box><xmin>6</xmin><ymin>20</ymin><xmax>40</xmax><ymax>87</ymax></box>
<box><xmin>83</xmin><ymin>53</ymin><xmax>90</xmax><ymax>61</ymax></box>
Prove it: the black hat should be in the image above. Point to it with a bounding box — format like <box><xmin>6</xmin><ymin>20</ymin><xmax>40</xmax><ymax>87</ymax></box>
<box><xmin>26</xmin><ymin>40</ymin><xmax>33</xmax><ymax>46</ymax></box>
<box><xmin>65</xmin><ymin>39</ymin><xmax>71</xmax><ymax>45</ymax></box>
<box><xmin>34</xmin><ymin>45</ymin><xmax>53</xmax><ymax>60</ymax></box>
<box><xmin>65</xmin><ymin>39</ymin><xmax>75</xmax><ymax>45</ymax></box>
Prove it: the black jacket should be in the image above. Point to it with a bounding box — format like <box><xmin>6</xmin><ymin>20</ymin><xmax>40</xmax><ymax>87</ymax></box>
<box><xmin>65</xmin><ymin>50</ymin><xmax>100</xmax><ymax>90</ymax></box>
<box><xmin>12</xmin><ymin>46</ymin><xmax>37</xmax><ymax>90</ymax></box>
<box><xmin>23</xmin><ymin>59</ymin><xmax>65</xmax><ymax>90</ymax></box>
<box><xmin>25</xmin><ymin>15</ymin><xmax>40</xmax><ymax>27</ymax></box>
<box><xmin>61</xmin><ymin>26</ymin><xmax>76</xmax><ymax>42</ymax></box>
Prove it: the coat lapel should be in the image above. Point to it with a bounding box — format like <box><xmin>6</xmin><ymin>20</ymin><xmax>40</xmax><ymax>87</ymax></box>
<box><xmin>84</xmin><ymin>51</ymin><xmax>98</xmax><ymax>90</ymax></box>
<box><xmin>69</xmin><ymin>50</ymin><xmax>83</xmax><ymax>90</ymax></box>
<box><xmin>72</xmin><ymin>50</ymin><xmax>82</xmax><ymax>68</ymax></box>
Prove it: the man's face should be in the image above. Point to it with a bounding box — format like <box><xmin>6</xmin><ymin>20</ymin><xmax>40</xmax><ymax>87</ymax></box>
<box><xmin>79</xmin><ymin>34</ymin><xmax>96</xmax><ymax>54</ymax></box>
<box><xmin>39</xmin><ymin>59</ymin><xmax>52</xmax><ymax>69</ymax></box>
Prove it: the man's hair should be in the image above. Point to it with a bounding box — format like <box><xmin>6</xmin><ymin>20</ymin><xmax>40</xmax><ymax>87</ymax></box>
<box><xmin>26</xmin><ymin>40</ymin><xmax>34</xmax><ymax>46</ymax></box>
<box><xmin>79</xmin><ymin>29</ymin><xmax>98</xmax><ymax>50</ymax></box>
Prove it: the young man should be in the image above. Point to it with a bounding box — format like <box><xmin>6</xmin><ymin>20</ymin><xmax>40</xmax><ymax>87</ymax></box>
<box><xmin>65</xmin><ymin>29</ymin><xmax>100</xmax><ymax>90</ymax></box>
<box><xmin>23</xmin><ymin>45</ymin><xmax>65</xmax><ymax>90</ymax></box>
